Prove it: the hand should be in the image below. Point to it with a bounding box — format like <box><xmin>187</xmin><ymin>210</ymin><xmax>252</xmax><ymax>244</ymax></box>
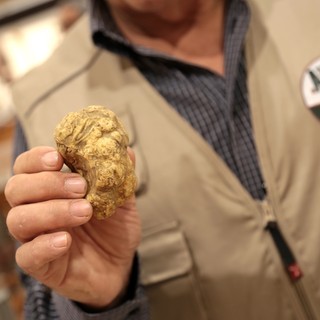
<box><xmin>5</xmin><ymin>146</ymin><xmax>141</xmax><ymax>309</ymax></box>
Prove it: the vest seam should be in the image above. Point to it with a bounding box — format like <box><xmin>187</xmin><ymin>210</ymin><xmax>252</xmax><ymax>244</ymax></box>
<box><xmin>24</xmin><ymin>49</ymin><xmax>102</xmax><ymax>119</ymax></box>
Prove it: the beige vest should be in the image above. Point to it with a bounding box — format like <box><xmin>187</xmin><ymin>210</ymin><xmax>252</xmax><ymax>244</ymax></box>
<box><xmin>12</xmin><ymin>1</ymin><xmax>320</xmax><ymax>319</ymax></box>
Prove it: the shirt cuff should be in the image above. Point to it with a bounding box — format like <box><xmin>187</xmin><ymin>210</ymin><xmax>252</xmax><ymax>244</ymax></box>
<box><xmin>53</xmin><ymin>254</ymin><xmax>149</xmax><ymax>319</ymax></box>
<box><xmin>53</xmin><ymin>286</ymin><xmax>148</xmax><ymax>320</ymax></box>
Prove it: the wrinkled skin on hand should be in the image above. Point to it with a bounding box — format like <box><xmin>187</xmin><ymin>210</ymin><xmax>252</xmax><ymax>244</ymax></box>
<box><xmin>5</xmin><ymin>146</ymin><xmax>141</xmax><ymax>309</ymax></box>
<box><xmin>54</xmin><ymin>105</ymin><xmax>137</xmax><ymax>219</ymax></box>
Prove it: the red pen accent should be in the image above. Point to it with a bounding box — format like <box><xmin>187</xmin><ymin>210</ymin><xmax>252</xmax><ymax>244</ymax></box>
<box><xmin>288</xmin><ymin>263</ymin><xmax>303</xmax><ymax>281</ymax></box>
<box><xmin>266</xmin><ymin>221</ymin><xmax>304</xmax><ymax>283</ymax></box>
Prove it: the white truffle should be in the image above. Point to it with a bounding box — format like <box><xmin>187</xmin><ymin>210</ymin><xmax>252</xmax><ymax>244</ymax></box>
<box><xmin>54</xmin><ymin>105</ymin><xmax>137</xmax><ymax>219</ymax></box>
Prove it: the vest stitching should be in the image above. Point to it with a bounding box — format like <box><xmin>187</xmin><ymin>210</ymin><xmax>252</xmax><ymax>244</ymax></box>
<box><xmin>25</xmin><ymin>50</ymin><xmax>102</xmax><ymax>118</ymax></box>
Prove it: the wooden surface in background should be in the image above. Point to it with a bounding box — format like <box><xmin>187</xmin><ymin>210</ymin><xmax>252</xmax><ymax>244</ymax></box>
<box><xmin>0</xmin><ymin>119</ymin><xmax>14</xmax><ymax>195</ymax></box>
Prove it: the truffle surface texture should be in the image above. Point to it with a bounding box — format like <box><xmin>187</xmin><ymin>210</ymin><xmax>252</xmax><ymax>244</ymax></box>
<box><xmin>54</xmin><ymin>105</ymin><xmax>136</xmax><ymax>219</ymax></box>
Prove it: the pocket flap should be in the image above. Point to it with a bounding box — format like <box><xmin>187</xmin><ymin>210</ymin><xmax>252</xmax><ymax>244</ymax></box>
<box><xmin>138</xmin><ymin>221</ymin><xmax>193</xmax><ymax>286</ymax></box>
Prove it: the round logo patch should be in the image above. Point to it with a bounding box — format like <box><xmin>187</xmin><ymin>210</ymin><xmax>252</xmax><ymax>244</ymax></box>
<box><xmin>302</xmin><ymin>57</ymin><xmax>320</xmax><ymax>117</ymax></box>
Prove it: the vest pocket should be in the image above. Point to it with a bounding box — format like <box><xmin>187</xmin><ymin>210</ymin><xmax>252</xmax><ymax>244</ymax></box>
<box><xmin>138</xmin><ymin>221</ymin><xmax>192</xmax><ymax>285</ymax></box>
<box><xmin>138</xmin><ymin>221</ymin><xmax>207</xmax><ymax>320</ymax></box>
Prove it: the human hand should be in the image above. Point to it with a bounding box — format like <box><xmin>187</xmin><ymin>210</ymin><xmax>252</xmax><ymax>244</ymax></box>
<box><xmin>5</xmin><ymin>146</ymin><xmax>141</xmax><ymax>309</ymax></box>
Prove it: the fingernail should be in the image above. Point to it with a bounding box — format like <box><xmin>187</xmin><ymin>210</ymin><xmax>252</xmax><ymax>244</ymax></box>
<box><xmin>52</xmin><ymin>234</ymin><xmax>67</xmax><ymax>248</ymax></box>
<box><xmin>42</xmin><ymin>151</ymin><xmax>58</xmax><ymax>167</ymax></box>
<box><xmin>65</xmin><ymin>177</ymin><xmax>86</xmax><ymax>194</ymax></box>
<box><xmin>70</xmin><ymin>200</ymin><xmax>92</xmax><ymax>217</ymax></box>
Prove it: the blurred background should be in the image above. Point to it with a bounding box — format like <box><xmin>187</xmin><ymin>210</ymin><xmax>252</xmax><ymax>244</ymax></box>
<box><xmin>0</xmin><ymin>0</ymin><xmax>86</xmax><ymax>318</ymax></box>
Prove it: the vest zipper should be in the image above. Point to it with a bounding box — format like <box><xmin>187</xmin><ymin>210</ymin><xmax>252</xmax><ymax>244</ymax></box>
<box><xmin>260</xmin><ymin>201</ymin><xmax>317</xmax><ymax>320</ymax></box>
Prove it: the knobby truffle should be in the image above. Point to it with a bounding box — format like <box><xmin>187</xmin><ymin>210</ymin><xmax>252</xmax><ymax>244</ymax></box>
<box><xmin>54</xmin><ymin>105</ymin><xmax>137</xmax><ymax>219</ymax></box>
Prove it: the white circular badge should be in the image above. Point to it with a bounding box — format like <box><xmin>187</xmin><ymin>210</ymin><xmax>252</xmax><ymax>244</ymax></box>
<box><xmin>302</xmin><ymin>57</ymin><xmax>320</xmax><ymax>116</ymax></box>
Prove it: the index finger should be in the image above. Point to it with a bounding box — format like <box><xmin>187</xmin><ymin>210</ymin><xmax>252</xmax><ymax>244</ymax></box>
<box><xmin>14</xmin><ymin>146</ymin><xmax>64</xmax><ymax>174</ymax></box>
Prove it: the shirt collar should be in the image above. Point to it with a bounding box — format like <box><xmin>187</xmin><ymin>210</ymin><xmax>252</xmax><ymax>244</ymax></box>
<box><xmin>89</xmin><ymin>0</ymin><xmax>132</xmax><ymax>56</ymax></box>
